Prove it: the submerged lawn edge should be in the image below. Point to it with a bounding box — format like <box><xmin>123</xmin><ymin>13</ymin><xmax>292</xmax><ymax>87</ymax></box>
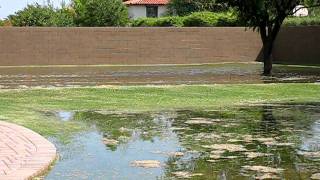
<box><xmin>0</xmin><ymin>83</ymin><xmax>319</xmax><ymax>139</ymax></box>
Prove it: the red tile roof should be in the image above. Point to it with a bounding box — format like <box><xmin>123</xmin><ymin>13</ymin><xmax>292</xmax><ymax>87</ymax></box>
<box><xmin>124</xmin><ymin>0</ymin><xmax>169</xmax><ymax>5</ymax></box>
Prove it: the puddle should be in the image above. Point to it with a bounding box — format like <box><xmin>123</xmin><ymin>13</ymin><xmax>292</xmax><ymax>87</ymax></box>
<box><xmin>46</xmin><ymin>104</ymin><xmax>320</xmax><ymax>179</ymax></box>
<box><xmin>0</xmin><ymin>63</ymin><xmax>319</xmax><ymax>89</ymax></box>
<box><xmin>57</xmin><ymin>111</ymin><xmax>74</xmax><ymax>121</ymax></box>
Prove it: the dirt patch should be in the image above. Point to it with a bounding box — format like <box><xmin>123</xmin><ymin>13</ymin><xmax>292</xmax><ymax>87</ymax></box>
<box><xmin>130</xmin><ymin>160</ymin><xmax>161</xmax><ymax>168</ymax></box>
<box><xmin>244</xmin><ymin>152</ymin><xmax>273</xmax><ymax>159</ymax></box>
<box><xmin>172</xmin><ymin>171</ymin><xmax>203</xmax><ymax>179</ymax></box>
<box><xmin>185</xmin><ymin>118</ymin><xmax>220</xmax><ymax>125</ymax></box>
<box><xmin>242</xmin><ymin>165</ymin><xmax>284</xmax><ymax>174</ymax></box>
<box><xmin>256</xmin><ymin>173</ymin><xmax>281</xmax><ymax>179</ymax></box>
<box><xmin>102</xmin><ymin>138</ymin><xmax>119</xmax><ymax>146</ymax></box>
<box><xmin>311</xmin><ymin>173</ymin><xmax>320</xmax><ymax>180</ymax></box>
<box><xmin>299</xmin><ymin>151</ymin><xmax>320</xmax><ymax>158</ymax></box>
<box><xmin>202</xmin><ymin>144</ymin><xmax>247</xmax><ymax>152</ymax></box>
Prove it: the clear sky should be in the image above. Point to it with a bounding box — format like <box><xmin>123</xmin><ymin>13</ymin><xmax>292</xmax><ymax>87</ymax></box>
<box><xmin>0</xmin><ymin>0</ymin><xmax>71</xmax><ymax>19</ymax></box>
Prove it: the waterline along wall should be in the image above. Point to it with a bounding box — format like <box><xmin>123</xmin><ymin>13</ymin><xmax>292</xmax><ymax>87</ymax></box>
<box><xmin>0</xmin><ymin>27</ymin><xmax>318</xmax><ymax>66</ymax></box>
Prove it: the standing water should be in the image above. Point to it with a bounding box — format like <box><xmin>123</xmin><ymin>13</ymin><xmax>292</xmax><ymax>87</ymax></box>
<box><xmin>0</xmin><ymin>63</ymin><xmax>319</xmax><ymax>89</ymax></box>
<box><xmin>45</xmin><ymin>104</ymin><xmax>320</xmax><ymax>179</ymax></box>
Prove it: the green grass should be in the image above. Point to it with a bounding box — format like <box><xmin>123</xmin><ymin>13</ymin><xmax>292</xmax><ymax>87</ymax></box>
<box><xmin>0</xmin><ymin>83</ymin><xmax>319</xmax><ymax>141</ymax></box>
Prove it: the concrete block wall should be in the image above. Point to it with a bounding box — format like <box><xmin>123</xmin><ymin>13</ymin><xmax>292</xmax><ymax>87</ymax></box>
<box><xmin>0</xmin><ymin>27</ymin><xmax>318</xmax><ymax>66</ymax></box>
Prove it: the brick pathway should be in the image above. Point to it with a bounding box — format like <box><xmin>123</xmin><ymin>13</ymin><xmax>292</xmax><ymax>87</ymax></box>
<box><xmin>0</xmin><ymin>121</ymin><xmax>56</xmax><ymax>179</ymax></box>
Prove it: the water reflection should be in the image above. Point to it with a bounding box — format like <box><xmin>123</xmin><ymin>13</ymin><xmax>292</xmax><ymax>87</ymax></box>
<box><xmin>46</xmin><ymin>104</ymin><xmax>320</xmax><ymax>179</ymax></box>
<box><xmin>259</xmin><ymin>106</ymin><xmax>279</xmax><ymax>133</ymax></box>
<box><xmin>57</xmin><ymin>111</ymin><xmax>74</xmax><ymax>121</ymax></box>
<box><xmin>301</xmin><ymin>119</ymin><xmax>320</xmax><ymax>152</ymax></box>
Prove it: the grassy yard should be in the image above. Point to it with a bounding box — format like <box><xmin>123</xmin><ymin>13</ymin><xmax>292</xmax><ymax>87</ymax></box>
<box><xmin>0</xmin><ymin>83</ymin><xmax>319</xmax><ymax>142</ymax></box>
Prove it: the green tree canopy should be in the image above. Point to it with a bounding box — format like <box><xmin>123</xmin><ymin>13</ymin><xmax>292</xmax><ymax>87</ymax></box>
<box><xmin>168</xmin><ymin>0</ymin><xmax>229</xmax><ymax>16</ymax></box>
<box><xmin>72</xmin><ymin>0</ymin><xmax>129</xmax><ymax>26</ymax></box>
<box><xmin>224</xmin><ymin>0</ymin><xmax>320</xmax><ymax>75</ymax></box>
<box><xmin>304</xmin><ymin>0</ymin><xmax>320</xmax><ymax>15</ymax></box>
<box><xmin>8</xmin><ymin>3</ymin><xmax>75</xmax><ymax>27</ymax></box>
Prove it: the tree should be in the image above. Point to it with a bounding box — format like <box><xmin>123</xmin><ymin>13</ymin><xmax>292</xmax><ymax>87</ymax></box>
<box><xmin>53</xmin><ymin>7</ymin><xmax>76</xmax><ymax>27</ymax></box>
<box><xmin>8</xmin><ymin>3</ymin><xmax>75</xmax><ymax>27</ymax></box>
<box><xmin>72</xmin><ymin>0</ymin><xmax>129</xmax><ymax>26</ymax></box>
<box><xmin>224</xmin><ymin>0</ymin><xmax>320</xmax><ymax>75</ymax></box>
<box><xmin>304</xmin><ymin>0</ymin><xmax>320</xmax><ymax>15</ymax></box>
<box><xmin>8</xmin><ymin>3</ymin><xmax>56</xmax><ymax>26</ymax></box>
<box><xmin>168</xmin><ymin>0</ymin><xmax>228</xmax><ymax>16</ymax></box>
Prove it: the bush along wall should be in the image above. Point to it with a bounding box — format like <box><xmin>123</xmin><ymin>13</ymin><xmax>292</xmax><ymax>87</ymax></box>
<box><xmin>130</xmin><ymin>11</ymin><xmax>243</xmax><ymax>27</ymax></box>
<box><xmin>283</xmin><ymin>16</ymin><xmax>320</xmax><ymax>26</ymax></box>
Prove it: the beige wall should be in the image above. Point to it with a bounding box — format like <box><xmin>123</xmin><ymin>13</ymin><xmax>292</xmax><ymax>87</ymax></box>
<box><xmin>0</xmin><ymin>27</ymin><xmax>318</xmax><ymax>66</ymax></box>
<box><xmin>273</xmin><ymin>26</ymin><xmax>320</xmax><ymax>65</ymax></box>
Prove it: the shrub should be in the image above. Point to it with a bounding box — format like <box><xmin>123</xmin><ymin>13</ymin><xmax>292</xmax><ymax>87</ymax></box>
<box><xmin>72</xmin><ymin>0</ymin><xmax>129</xmax><ymax>26</ymax></box>
<box><xmin>52</xmin><ymin>8</ymin><xmax>76</xmax><ymax>27</ymax></box>
<box><xmin>183</xmin><ymin>11</ymin><xmax>218</xmax><ymax>26</ymax></box>
<box><xmin>284</xmin><ymin>16</ymin><xmax>320</xmax><ymax>26</ymax></box>
<box><xmin>167</xmin><ymin>0</ymin><xmax>228</xmax><ymax>16</ymax></box>
<box><xmin>153</xmin><ymin>17</ymin><xmax>184</xmax><ymax>26</ymax></box>
<box><xmin>215</xmin><ymin>11</ymin><xmax>239</xmax><ymax>26</ymax></box>
<box><xmin>132</xmin><ymin>12</ymin><xmax>320</xmax><ymax>28</ymax></box>
<box><xmin>130</xmin><ymin>18</ymin><xmax>158</xmax><ymax>27</ymax></box>
<box><xmin>0</xmin><ymin>19</ymin><xmax>12</xmax><ymax>26</ymax></box>
<box><xmin>183</xmin><ymin>11</ymin><xmax>239</xmax><ymax>27</ymax></box>
<box><xmin>131</xmin><ymin>16</ymin><xmax>183</xmax><ymax>27</ymax></box>
<box><xmin>131</xmin><ymin>11</ymin><xmax>240</xmax><ymax>27</ymax></box>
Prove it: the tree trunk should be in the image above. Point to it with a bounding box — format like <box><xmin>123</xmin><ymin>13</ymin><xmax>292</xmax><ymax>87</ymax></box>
<box><xmin>262</xmin><ymin>40</ymin><xmax>273</xmax><ymax>76</ymax></box>
<box><xmin>259</xmin><ymin>21</ymin><xmax>282</xmax><ymax>76</ymax></box>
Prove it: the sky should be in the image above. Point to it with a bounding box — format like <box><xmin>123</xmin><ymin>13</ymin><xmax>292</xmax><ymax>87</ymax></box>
<box><xmin>0</xmin><ymin>0</ymin><xmax>71</xmax><ymax>19</ymax></box>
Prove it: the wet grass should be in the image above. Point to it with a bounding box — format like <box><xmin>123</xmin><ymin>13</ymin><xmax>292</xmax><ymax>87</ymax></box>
<box><xmin>0</xmin><ymin>83</ymin><xmax>320</xmax><ymax>142</ymax></box>
<box><xmin>0</xmin><ymin>63</ymin><xmax>319</xmax><ymax>88</ymax></box>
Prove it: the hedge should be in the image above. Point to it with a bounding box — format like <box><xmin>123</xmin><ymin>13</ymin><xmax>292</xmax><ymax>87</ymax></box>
<box><xmin>131</xmin><ymin>11</ymin><xmax>320</xmax><ymax>27</ymax></box>
<box><xmin>284</xmin><ymin>16</ymin><xmax>320</xmax><ymax>26</ymax></box>
<box><xmin>183</xmin><ymin>11</ymin><xmax>240</xmax><ymax>26</ymax></box>
<box><xmin>131</xmin><ymin>16</ymin><xmax>184</xmax><ymax>27</ymax></box>
<box><xmin>131</xmin><ymin>11</ymin><xmax>242</xmax><ymax>27</ymax></box>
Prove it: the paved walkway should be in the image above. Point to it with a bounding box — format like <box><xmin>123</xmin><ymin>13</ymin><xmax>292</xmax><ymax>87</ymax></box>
<box><xmin>0</xmin><ymin>121</ymin><xmax>56</xmax><ymax>179</ymax></box>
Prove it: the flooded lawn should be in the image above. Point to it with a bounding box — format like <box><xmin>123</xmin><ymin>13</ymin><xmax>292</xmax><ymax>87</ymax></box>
<box><xmin>45</xmin><ymin>104</ymin><xmax>320</xmax><ymax>179</ymax></box>
<box><xmin>0</xmin><ymin>63</ymin><xmax>319</xmax><ymax>89</ymax></box>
